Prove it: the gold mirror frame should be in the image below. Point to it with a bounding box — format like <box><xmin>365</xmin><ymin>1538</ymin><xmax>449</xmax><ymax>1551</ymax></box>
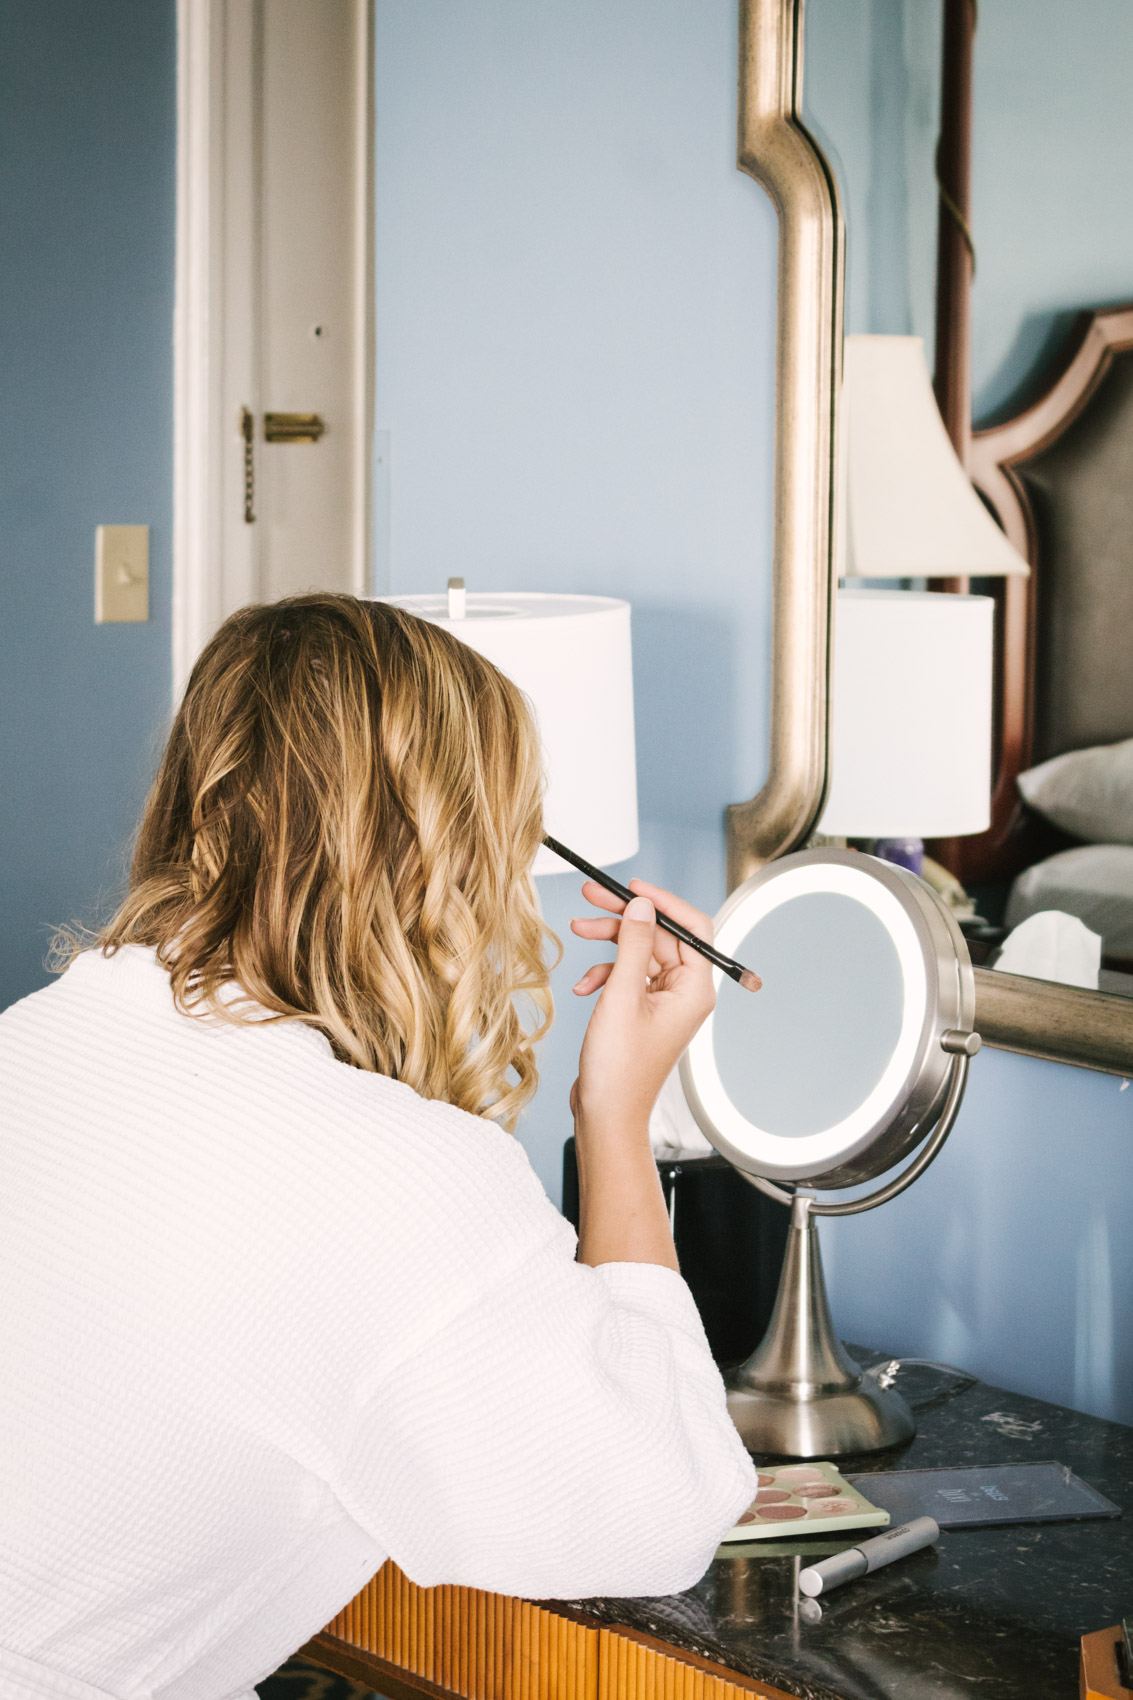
<box><xmin>724</xmin><ymin>0</ymin><xmax>842</xmax><ymax>894</ymax></box>
<box><xmin>725</xmin><ymin>0</ymin><xmax>1133</xmax><ymax>1077</ymax></box>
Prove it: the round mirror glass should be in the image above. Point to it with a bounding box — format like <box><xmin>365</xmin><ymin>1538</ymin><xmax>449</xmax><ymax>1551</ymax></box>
<box><xmin>712</xmin><ymin>890</ymin><xmax>905</xmax><ymax>1137</ymax></box>
<box><xmin>681</xmin><ymin>851</ymin><xmax>965</xmax><ymax>1186</ymax></box>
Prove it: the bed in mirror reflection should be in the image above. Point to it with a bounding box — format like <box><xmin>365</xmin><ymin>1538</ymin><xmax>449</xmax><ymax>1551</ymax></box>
<box><xmin>962</xmin><ymin>305</ymin><xmax>1133</xmax><ymax>1003</ymax></box>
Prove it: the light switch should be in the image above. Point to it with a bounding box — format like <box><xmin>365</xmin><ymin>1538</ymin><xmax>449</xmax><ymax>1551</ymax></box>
<box><xmin>95</xmin><ymin>525</ymin><xmax>149</xmax><ymax>624</ymax></box>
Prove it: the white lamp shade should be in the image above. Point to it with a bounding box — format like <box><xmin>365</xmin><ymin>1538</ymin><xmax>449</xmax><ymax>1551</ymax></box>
<box><xmin>818</xmin><ymin>589</ymin><xmax>994</xmax><ymax>838</ymax></box>
<box><xmin>840</xmin><ymin>335</ymin><xmax>1029</xmax><ymax>579</ymax></box>
<box><xmin>379</xmin><ymin>593</ymin><xmax>639</xmax><ymax>876</ymax></box>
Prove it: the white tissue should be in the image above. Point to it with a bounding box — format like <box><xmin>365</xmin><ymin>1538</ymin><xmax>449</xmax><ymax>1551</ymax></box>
<box><xmin>994</xmin><ymin>910</ymin><xmax>1102</xmax><ymax>990</ymax></box>
<box><xmin>649</xmin><ymin>1064</ymin><xmax>715</xmax><ymax>1159</ymax></box>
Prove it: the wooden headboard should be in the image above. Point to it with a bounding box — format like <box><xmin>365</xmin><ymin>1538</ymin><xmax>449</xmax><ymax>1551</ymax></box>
<box><xmin>948</xmin><ymin>303</ymin><xmax>1133</xmax><ymax>885</ymax></box>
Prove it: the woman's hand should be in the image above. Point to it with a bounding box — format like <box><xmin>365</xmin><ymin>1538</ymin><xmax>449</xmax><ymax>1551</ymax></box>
<box><xmin>569</xmin><ymin>879</ymin><xmax>716</xmax><ymax>1142</ymax></box>
<box><xmin>568</xmin><ymin>879</ymin><xmax>716</xmax><ymax>1269</ymax></box>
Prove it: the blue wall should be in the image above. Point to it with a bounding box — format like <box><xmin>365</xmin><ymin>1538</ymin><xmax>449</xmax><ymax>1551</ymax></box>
<box><xmin>0</xmin><ymin>0</ymin><xmax>176</xmax><ymax>1010</ymax></box>
<box><xmin>376</xmin><ymin>0</ymin><xmax>1133</xmax><ymax>1426</ymax></box>
<box><xmin>822</xmin><ymin>1054</ymin><xmax>1133</xmax><ymax>1423</ymax></box>
<box><xmin>373</xmin><ymin>0</ymin><xmax>777</xmax><ymax>1206</ymax></box>
<box><xmin>969</xmin><ymin>0</ymin><xmax>1133</xmax><ymax>420</ymax></box>
<box><xmin>804</xmin><ymin>0</ymin><xmax>1133</xmax><ymax>423</ymax></box>
<box><xmin>803</xmin><ymin>0</ymin><xmax>940</xmax><ymax>363</ymax></box>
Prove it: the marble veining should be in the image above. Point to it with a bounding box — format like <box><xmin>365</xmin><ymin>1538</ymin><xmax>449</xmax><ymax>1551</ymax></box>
<box><xmin>564</xmin><ymin>1350</ymin><xmax>1133</xmax><ymax>1700</ymax></box>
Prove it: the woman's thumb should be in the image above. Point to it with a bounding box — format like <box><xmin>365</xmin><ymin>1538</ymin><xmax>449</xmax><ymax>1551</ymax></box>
<box><xmin>611</xmin><ymin>895</ymin><xmax>656</xmax><ymax>984</ymax></box>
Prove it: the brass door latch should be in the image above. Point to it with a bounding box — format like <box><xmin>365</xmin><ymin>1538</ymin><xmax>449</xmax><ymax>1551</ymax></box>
<box><xmin>263</xmin><ymin>412</ymin><xmax>327</xmax><ymax>443</ymax></box>
<box><xmin>240</xmin><ymin>409</ymin><xmax>327</xmax><ymax>524</ymax></box>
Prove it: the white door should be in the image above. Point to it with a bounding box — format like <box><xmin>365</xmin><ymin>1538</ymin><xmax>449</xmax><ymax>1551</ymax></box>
<box><xmin>175</xmin><ymin>0</ymin><xmax>374</xmax><ymax>693</ymax></box>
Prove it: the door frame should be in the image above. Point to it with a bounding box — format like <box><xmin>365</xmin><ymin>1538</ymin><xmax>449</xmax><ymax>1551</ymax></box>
<box><xmin>173</xmin><ymin>0</ymin><xmax>374</xmax><ymax>698</ymax></box>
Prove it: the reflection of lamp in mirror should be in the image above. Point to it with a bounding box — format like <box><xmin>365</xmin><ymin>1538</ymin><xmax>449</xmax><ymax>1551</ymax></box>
<box><xmin>838</xmin><ymin>335</ymin><xmax>1030</xmax><ymax>584</ymax></box>
<box><xmin>828</xmin><ymin>334</ymin><xmax>1030</xmax><ymax>876</ymax></box>
<box><xmin>818</xmin><ymin>587</ymin><xmax>994</xmax><ymax>873</ymax></box>
<box><xmin>681</xmin><ymin>849</ymin><xmax>981</xmax><ymax>1457</ymax></box>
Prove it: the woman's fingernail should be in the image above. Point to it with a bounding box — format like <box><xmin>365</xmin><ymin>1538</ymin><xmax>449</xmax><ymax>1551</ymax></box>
<box><xmin>572</xmin><ymin>975</ymin><xmax>588</xmax><ymax>992</ymax></box>
<box><xmin>624</xmin><ymin>896</ymin><xmax>654</xmax><ymax>922</ymax></box>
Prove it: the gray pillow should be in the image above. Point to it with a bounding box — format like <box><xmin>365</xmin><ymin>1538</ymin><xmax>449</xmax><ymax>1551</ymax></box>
<box><xmin>1006</xmin><ymin>845</ymin><xmax>1133</xmax><ymax>957</ymax></box>
<box><xmin>1017</xmin><ymin>737</ymin><xmax>1133</xmax><ymax>845</ymax></box>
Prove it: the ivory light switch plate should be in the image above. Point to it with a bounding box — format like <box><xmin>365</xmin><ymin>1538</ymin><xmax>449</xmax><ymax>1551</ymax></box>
<box><xmin>95</xmin><ymin>525</ymin><xmax>149</xmax><ymax>623</ymax></box>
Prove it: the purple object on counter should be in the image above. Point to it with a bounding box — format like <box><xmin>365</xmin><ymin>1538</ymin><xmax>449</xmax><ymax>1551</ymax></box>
<box><xmin>873</xmin><ymin>837</ymin><xmax>924</xmax><ymax>876</ymax></box>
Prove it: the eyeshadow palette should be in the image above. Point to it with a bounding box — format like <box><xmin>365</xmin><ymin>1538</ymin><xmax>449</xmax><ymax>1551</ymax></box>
<box><xmin>720</xmin><ymin>1461</ymin><xmax>892</xmax><ymax>1542</ymax></box>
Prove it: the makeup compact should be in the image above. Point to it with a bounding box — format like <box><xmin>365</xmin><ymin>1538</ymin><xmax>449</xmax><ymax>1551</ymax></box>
<box><xmin>720</xmin><ymin>1461</ymin><xmax>891</xmax><ymax>1542</ymax></box>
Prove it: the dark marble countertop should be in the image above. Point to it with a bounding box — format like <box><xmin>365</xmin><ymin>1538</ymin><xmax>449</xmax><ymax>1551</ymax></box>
<box><xmin>566</xmin><ymin>1350</ymin><xmax>1133</xmax><ymax>1700</ymax></box>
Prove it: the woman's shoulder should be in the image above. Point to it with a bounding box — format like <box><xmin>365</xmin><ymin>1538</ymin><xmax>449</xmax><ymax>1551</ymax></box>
<box><xmin>180</xmin><ymin>973</ymin><xmax>568</xmax><ymax>1277</ymax></box>
<box><xmin>327</xmin><ymin>1061</ymin><xmax>559</xmax><ymax>1247</ymax></box>
<box><xmin>237</xmin><ymin>1035</ymin><xmax>574</xmax><ymax>1349</ymax></box>
<box><xmin>3</xmin><ymin>943</ymin><xmax>563</xmax><ymax>1265</ymax></box>
<box><xmin>5</xmin><ymin>944</ymin><xmax>571</xmax><ymax>1319</ymax></box>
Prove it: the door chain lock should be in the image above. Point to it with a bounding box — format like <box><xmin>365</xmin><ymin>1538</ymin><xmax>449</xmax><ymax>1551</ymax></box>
<box><xmin>240</xmin><ymin>407</ymin><xmax>256</xmax><ymax>525</ymax></box>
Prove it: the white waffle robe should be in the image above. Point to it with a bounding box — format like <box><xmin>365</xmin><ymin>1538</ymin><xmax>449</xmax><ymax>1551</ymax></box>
<box><xmin>0</xmin><ymin>947</ymin><xmax>754</xmax><ymax>1700</ymax></box>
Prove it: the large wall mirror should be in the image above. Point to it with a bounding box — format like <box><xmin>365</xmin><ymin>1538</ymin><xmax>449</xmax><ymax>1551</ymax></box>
<box><xmin>728</xmin><ymin>0</ymin><xmax>1133</xmax><ymax>1076</ymax></box>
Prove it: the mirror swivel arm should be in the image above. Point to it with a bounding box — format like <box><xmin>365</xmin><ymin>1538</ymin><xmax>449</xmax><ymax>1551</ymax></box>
<box><xmin>739</xmin><ymin>1046</ymin><xmax>975</xmax><ymax>1220</ymax></box>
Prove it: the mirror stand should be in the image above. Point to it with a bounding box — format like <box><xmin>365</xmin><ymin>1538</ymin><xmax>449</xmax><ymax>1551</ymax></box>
<box><xmin>727</xmin><ymin>1193</ymin><xmax>915</xmax><ymax>1456</ymax></box>
<box><xmin>682</xmin><ymin>849</ymin><xmax>981</xmax><ymax>1457</ymax></box>
<box><xmin>726</xmin><ymin>1049</ymin><xmax>974</xmax><ymax>1457</ymax></box>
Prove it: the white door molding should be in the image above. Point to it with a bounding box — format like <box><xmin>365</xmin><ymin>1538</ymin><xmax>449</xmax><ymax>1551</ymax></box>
<box><xmin>173</xmin><ymin>0</ymin><xmax>373</xmax><ymax>701</ymax></box>
<box><xmin>349</xmin><ymin>2</ymin><xmax>377</xmax><ymax>603</ymax></box>
<box><xmin>173</xmin><ymin>0</ymin><xmax>221</xmax><ymax>700</ymax></box>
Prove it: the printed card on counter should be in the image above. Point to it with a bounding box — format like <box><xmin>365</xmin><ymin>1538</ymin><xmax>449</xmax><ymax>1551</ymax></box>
<box><xmin>845</xmin><ymin>1461</ymin><xmax>1120</xmax><ymax>1529</ymax></box>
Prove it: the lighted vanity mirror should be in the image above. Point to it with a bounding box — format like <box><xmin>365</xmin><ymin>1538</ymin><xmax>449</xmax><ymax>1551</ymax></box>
<box><xmin>682</xmin><ymin>848</ymin><xmax>973</xmax><ymax>1190</ymax></box>
<box><xmin>681</xmin><ymin>848</ymin><xmax>980</xmax><ymax>1456</ymax></box>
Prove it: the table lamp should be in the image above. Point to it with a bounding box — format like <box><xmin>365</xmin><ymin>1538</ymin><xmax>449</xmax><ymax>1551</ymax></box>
<box><xmin>821</xmin><ymin>334</ymin><xmax>1029</xmax><ymax>874</ymax></box>
<box><xmin>378</xmin><ymin>588</ymin><xmax>639</xmax><ymax>875</ymax></box>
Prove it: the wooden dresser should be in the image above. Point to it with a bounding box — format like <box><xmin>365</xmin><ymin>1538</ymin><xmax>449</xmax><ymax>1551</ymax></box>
<box><xmin>303</xmin><ymin>1561</ymin><xmax>792</xmax><ymax>1700</ymax></box>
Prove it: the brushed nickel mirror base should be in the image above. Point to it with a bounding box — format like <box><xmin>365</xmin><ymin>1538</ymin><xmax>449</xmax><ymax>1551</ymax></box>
<box><xmin>726</xmin><ymin>1193</ymin><xmax>915</xmax><ymax>1457</ymax></box>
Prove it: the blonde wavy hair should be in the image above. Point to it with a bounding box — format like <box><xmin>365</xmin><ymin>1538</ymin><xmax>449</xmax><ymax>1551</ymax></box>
<box><xmin>87</xmin><ymin>593</ymin><xmax>558</xmax><ymax>1129</ymax></box>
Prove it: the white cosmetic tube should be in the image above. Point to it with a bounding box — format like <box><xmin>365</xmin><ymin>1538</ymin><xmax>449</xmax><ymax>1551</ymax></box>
<box><xmin>798</xmin><ymin>1516</ymin><xmax>940</xmax><ymax>1598</ymax></box>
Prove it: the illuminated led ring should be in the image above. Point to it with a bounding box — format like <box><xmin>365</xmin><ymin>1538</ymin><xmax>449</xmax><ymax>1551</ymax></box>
<box><xmin>679</xmin><ymin>848</ymin><xmax>978</xmax><ymax>1199</ymax></box>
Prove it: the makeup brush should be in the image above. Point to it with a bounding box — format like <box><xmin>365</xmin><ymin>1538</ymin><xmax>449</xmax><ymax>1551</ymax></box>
<box><xmin>543</xmin><ymin>834</ymin><xmax>762</xmax><ymax>993</ymax></box>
